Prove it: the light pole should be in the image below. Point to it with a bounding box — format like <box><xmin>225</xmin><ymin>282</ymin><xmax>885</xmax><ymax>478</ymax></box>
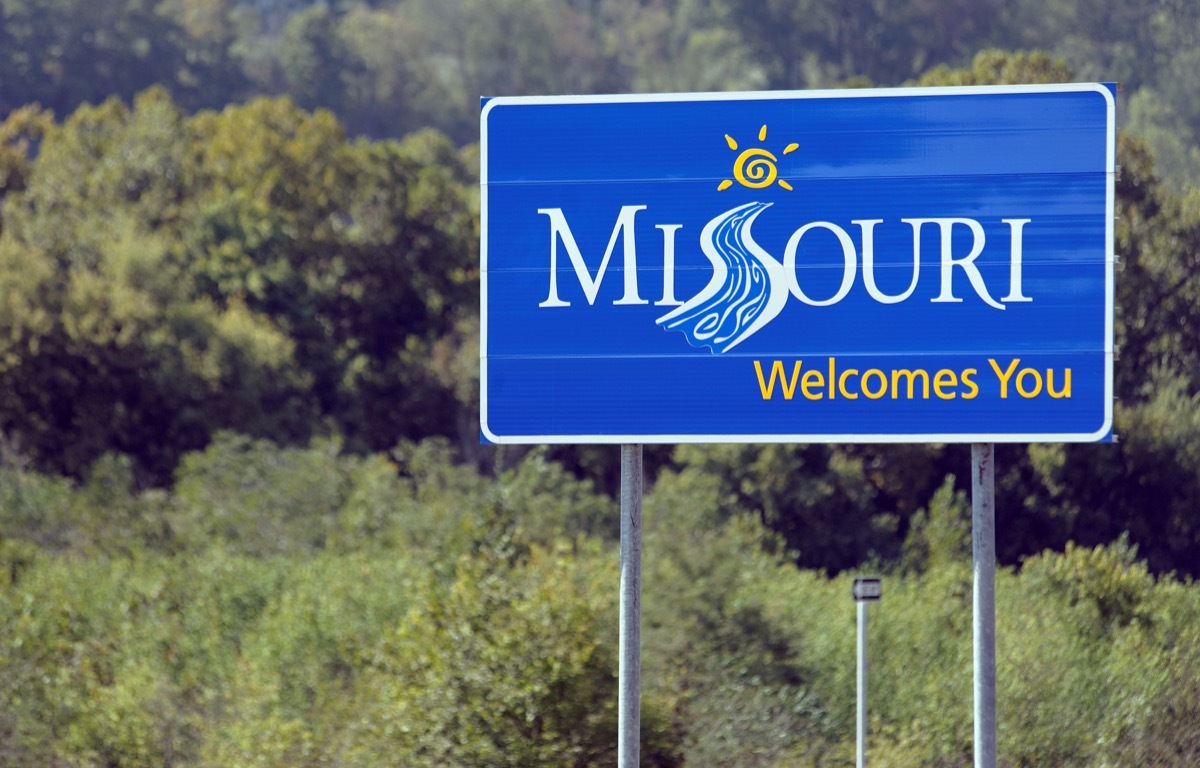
<box><xmin>853</xmin><ymin>577</ymin><xmax>882</xmax><ymax>768</ymax></box>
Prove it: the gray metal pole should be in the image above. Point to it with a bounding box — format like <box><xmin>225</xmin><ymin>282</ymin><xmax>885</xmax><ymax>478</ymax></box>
<box><xmin>971</xmin><ymin>443</ymin><xmax>997</xmax><ymax>768</ymax></box>
<box><xmin>857</xmin><ymin>599</ymin><xmax>868</xmax><ymax>768</ymax></box>
<box><xmin>619</xmin><ymin>444</ymin><xmax>643</xmax><ymax>768</ymax></box>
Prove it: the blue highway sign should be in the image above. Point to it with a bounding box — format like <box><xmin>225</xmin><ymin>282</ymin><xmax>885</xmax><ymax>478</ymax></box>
<box><xmin>480</xmin><ymin>84</ymin><xmax>1115</xmax><ymax>444</ymax></box>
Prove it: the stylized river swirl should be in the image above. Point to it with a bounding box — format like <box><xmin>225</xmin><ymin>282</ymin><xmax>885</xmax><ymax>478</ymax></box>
<box><xmin>656</xmin><ymin>201</ymin><xmax>788</xmax><ymax>354</ymax></box>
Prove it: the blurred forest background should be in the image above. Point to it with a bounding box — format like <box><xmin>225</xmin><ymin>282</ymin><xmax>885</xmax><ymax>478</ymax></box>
<box><xmin>2</xmin><ymin>1</ymin><xmax>1200</xmax><ymax>766</ymax></box>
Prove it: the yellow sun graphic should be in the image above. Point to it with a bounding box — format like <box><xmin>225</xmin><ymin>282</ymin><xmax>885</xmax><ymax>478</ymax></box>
<box><xmin>718</xmin><ymin>124</ymin><xmax>798</xmax><ymax>192</ymax></box>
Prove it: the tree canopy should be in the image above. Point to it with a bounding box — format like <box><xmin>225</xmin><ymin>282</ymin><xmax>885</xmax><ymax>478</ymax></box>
<box><xmin>0</xmin><ymin>1</ymin><xmax>1197</xmax><ymax>190</ymax></box>
<box><xmin>0</xmin><ymin>89</ymin><xmax>477</xmax><ymax>484</ymax></box>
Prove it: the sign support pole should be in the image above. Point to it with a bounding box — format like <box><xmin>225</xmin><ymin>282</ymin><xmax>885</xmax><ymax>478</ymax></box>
<box><xmin>856</xmin><ymin>598</ymin><xmax>868</xmax><ymax>768</ymax></box>
<box><xmin>971</xmin><ymin>443</ymin><xmax>997</xmax><ymax>768</ymax></box>
<box><xmin>618</xmin><ymin>444</ymin><xmax>643</xmax><ymax>768</ymax></box>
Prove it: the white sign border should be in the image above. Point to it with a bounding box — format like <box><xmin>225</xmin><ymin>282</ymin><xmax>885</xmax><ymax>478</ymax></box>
<box><xmin>480</xmin><ymin>83</ymin><xmax>1116</xmax><ymax>445</ymax></box>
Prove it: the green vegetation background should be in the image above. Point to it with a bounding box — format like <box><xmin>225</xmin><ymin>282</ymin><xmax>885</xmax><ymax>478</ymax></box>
<box><xmin>2</xmin><ymin>1</ymin><xmax>1200</xmax><ymax>765</ymax></box>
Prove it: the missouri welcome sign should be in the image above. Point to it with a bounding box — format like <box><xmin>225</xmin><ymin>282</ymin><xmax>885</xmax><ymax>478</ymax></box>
<box><xmin>480</xmin><ymin>84</ymin><xmax>1115</xmax><ymax>444</ymax></box>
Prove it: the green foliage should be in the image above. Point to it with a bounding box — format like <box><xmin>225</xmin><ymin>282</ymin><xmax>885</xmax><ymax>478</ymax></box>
<box><xmin>999</xmin><ymin>0</ymin><xmax>1200</xmax><ymax>193</ymax></box>
<box><xmin>1012</xmin><ymin>365</ymin><xmax>1200</xmax><ymax>576</ymax></box>
<box><xmin>0</xmin><ymin>104</ymin><xmax>52</xmax><ymax>203</ymax></box>
<box><xmin>858</xmin><ymin>566</ymin><xmax>975</xmax><ymax>766</ymax></box>
<box><xmin>747</xmin><ymin>546</ymin><xmax>1200</xmax><ymax>768</ymax></box>
<box><xmin>716</xmin><ymin>0</ymin><xmax>1001</xmax><ymax>88</ymax></box>
<box><xmin>0</xmin><ymin>89</ymin><xmax>478</xmax><ymax>483</ymax></box>
<box><xmin>0</xmin><ymin>551</ymin><xmax>270</xmax><ymax>766</ymax></box>
<box><xmin>170</xmin><ymin>433</ymin><xmax>350</xmax><ymax>555</ymax></box>
<box><xmin>184</xmin><ymin>102</ymin><xmax>479</xmax><ymax>456</ymax></box>
<box><xmin>275</xmin><ymin>3</ymin><xmax>351</xmax><ymax>112</ymax></box>
<box><xmin>2</xmin><ymin>12</ymin><xmax>1200</xmax><ymax>585</ymax></box>
<box><xmin>1112</xmin><ymin>144</ymin><xmax>1200</xmax><ymax>397</ymax></box>
<box><xmin>1100</xmin><ymin>577</ymin><xmax>1200</xmax><ymax>767</ymax></box>
<box><xmin>1021</xmin><ymin>536</ymin><xmax>1154</xmax><ymax>635</ymax></box>
<box><xmin>195</xmin><ymin>551</ymin><xmax>419</xmax><ymax>767</ymax></box>
<box><xmin>169</xmin><ymin>434</ymin><xmax>607</xmax><ymax>558</ymax></box>
<box><xmin>901</xmin><ymin>474</ymin><xmax>971</xmax><ymax>574</ymax></box>
<box><xmin>5</xmin><ymin>439</ymin><xmax>1200</xmax><ymax>766</ymax></box>
<box><xmin>643</xmin><ymin>468</ymin><xmax>836</xmax><ymax>766</ymax></box>
<box><xmin>0</xmin><ymin>90</ymin><xmax>314</xmax><ymax>482</ymax></box>
<box><xmin>671</xmin><ymin>444</ymin><xmax>898</xmax><ymax>572</ymax></box>
<box><xmin>499</xmin><ymin>446</ymin><xmax>619</xmax><ymax>542</ymax></box>
<box><xmin>0</xmin><ymin>457</ymin><xmax>76</xmax><ymax>549</ymax></box>
<box><xmin>334</xmin><ymin>2</ymin><xmax>444</xmax><ymax>137</ymax></box>
<box><xmin>0</xmin><ymin>0</ymin><xmax>203</xmax><ymax>115</ymax></box>
<box><xmin>914</xmin><ymin>48</ymin><xmax>1074</xmax><ymax>86</ymax></box>
<box><xmin>895</xmin><ymin>51</ymin><xmax>1200</xmax><ymax>581</ymax></box>
<box><xmin>0</xmin><ymin>0</ymin><xmax>1195</xmax><ymax>198</ymax></box>
<box><xmin>348</xmin><ymin>537</ymin><xmax>639</xmax><ymax>766</ymax></box>
<box><xmin>1125</xmin><ymin>47</ymin><xmax>1200</xmax><ymax>194</ymax></box>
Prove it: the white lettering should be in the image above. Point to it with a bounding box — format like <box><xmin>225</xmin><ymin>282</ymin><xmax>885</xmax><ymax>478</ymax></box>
<box><xmin>783</xmin><ymin>221</ymin><xmax>857</xmax><ymax>307</ymax></box>
<box><xmin>1001</xmin><ymin>218</ymin><xmax>1032</xmax><ymax>303</ymax></box>
<box><xmin>655</xmin><ymin>224</ymin><xmax>684</xmax><ymax>306</ymax></box>
<box><xmin>907</xmin><ymin>217</ymin><xmax>1004</xmax><ymax>310</ymax></box>
<box><xmin>538</xmin><ymin>205</ymin><xmax>648</xmax><ymax>307</ymax></box>
<box><xmin>857</xmin><ymin>219</ymin><xmax>919</xmax><ymax>304</ymax></box>
<box><xmin>538</xmin><ymin>208</ymin><xmax>1032</xmax><ymax>314</ymax></box>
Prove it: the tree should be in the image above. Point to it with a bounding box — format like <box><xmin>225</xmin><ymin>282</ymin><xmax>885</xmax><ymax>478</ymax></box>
<box><xmin>672</xmin><ymin>444</ymin><xmax>895</xmax><ymax>572</ymax></box>
<box><xmin>335</xmin><ymin>2</ymin><xmax>442</xmax><ymax>138</ymax></box>
<box><xmin>913</xmin><ymin>47</ymin><xmax>1073</xmax><ymax>86</ymax></box>
<box><xmin>0</xmin><ymin>89</ymin><xmax>478</xmax><ymax>483</ymax></box>
<box><xmin>342</xmin><ymin>511</ymin><xmax>681</xmax><ymax>767</ymax></box>
<box><xmin>0</xmin><ymin>0</ymin><xmax>235</xmax><ymax>115</ymax></box>
<box><xmin>157</xmin><ymin>0</ymin><xmax>251</xmax><ymax>108</ymax></box>
<box><xmin>274</xmin><ymin>3</ymin><xmax>351</xmax><ymax>113</ymax></box>
<box><xmin>642</xmin><ymin>471</ymin><xmax>839</xmax><ymax>765</ymax></box>
<box><xmin>712</xmin><ymin>0</ymin><xmax>1010</xmax><ymax>88</ymax></box>
<box><xmin>0</xmin><ymin>104</ymin><xmax>52</xmax><ymax>204</ymax></box>
<box><xmin>0</xmin><ymin>90</ymin><xmax>313</xmax><ymax>482</ymax></box>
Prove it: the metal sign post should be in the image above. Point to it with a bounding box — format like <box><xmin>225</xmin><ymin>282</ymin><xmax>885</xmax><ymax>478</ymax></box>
<box><xmin>853</xmin><ymin>577</ymin><xmax>881</xmax><ymax>768</ymax></box>
<box><xmin>972</xmin><ymin>444</ymin><xmax>997</xmax><ymax>768</ymax></box>
<box><xmin>618</xmin><ymin>444</ymin><xmax>643</xmax><ymax>768</ymax></box>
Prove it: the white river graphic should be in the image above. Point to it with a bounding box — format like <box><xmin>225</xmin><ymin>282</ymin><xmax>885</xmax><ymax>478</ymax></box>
<box><xmin>656</xmin><ymin>201</ymin><xmax>788</xmax><ymax>353</ymax></box>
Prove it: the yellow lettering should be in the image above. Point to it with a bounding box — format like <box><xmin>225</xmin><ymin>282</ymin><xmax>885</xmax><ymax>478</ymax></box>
<box><xmin>838</xmin><ymin>369</ymin><xmax>860</xmax><ymax>399</ymax></box>
<box><xmin>801</xmin><ymin>369</ymin><xmax>826</xmax><ymax>400</ymax></box>
<box><xmin>1016</xmin><ymin>367</ymin><xmax>1043</xmax><ymax>398</ymax></box>
<box><xmin>1047</xmin><ymin>368</ymin><xmax>1072</xmax><ymax>399</ymax></box>
<box><xmin>961</xmin><ymin>368</ymin><xmax>979</xmax><ymax>399</ymax></box>
<box><xmin>988</xmin><ymin>358</ymin><xmax>1020</xmax><ymax>398</ymax></box>
<box><xmin>891</xmin><ymin>369</ymin><xmax>931</xmax><ymax>399</ymax></box>
<box><xmin>862</xmin><ymin>369</ymin><xmax>888</xmax><ymax>399</ymax></box>
<box><xmin>754</xmin><ymin>360</ymin><xmax>802</xmax><ymax>400</ymax></box>
<box><xmin>933</xmin><ymin>369</ymin><xmax>958</xmax><ymax>399</ymax></box>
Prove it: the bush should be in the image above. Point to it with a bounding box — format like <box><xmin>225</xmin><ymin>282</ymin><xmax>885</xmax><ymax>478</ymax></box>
<box><xmin>644</xmin><ymin>468</ymin><xmax>837</xmax><ymax>767</ymax></box>
<box><xmin>342</xmin><ymin>515</ymin><xmax>680</xmax><ymax>767</ymax></box>
<box><xmin>170</xmin><ymin>433</ymin><xmax>350</xmax><ymax>555</ymax></box>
